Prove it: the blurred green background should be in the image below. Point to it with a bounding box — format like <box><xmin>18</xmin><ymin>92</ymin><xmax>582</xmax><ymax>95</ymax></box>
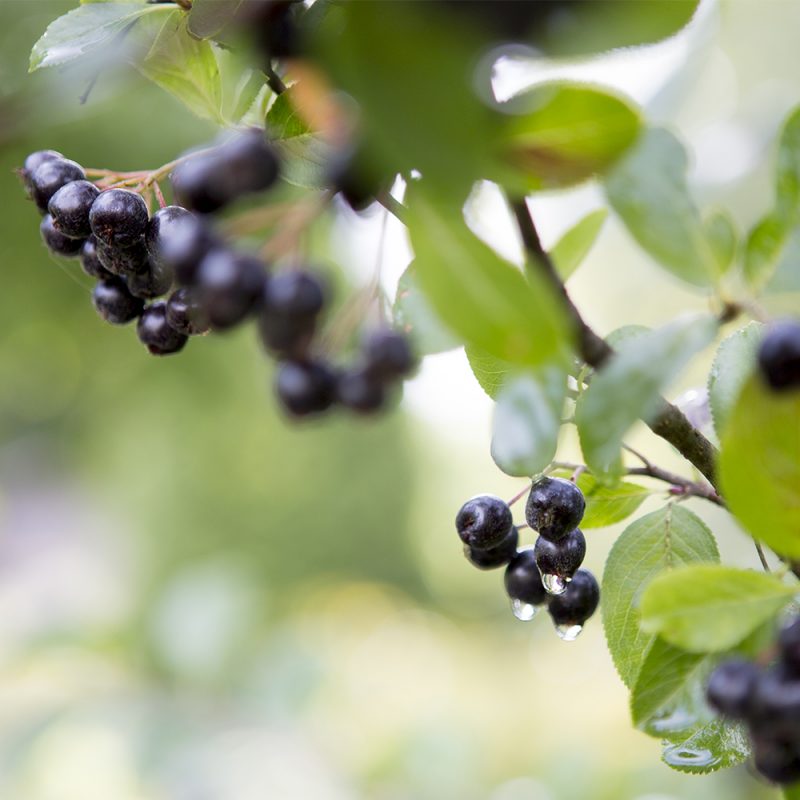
<box><xmin>0</xmin><ymin>1</ymin><xmax>796</xmax><ymax>798</ymax></box>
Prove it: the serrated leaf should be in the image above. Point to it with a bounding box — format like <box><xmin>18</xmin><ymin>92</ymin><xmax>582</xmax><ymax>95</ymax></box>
<box><xmin>30</xmin><ymin>3</ymin><xmax>166</xmax><ymax>71</ymax></box>
<box><xmin>576</xmin><ymin>315</ymin><xmax>717</xmax><ymax>476</ymax></box>
<box><xmin>576</xmin><ymin>474</ymin><xmax>650</xmax><ymax>528</ymax></box>
<box><xmin>661</xmin><ymin>719</ymin><xmax>749</xmax><ymax>774</ymax></box>
<box><xmin>704</xmin><ymin>210</ymin><xmax>738</xmax><ymax>274</ymax></box>
<box><xmin>136</xmin><ymin>9</ymin><xmax>223</xmax><ymax>123</ymax></box>
<box><xmin>602</xmin><ymin>505</ymin><xmax>719</xmax><ymax>688</ymax></box>
<box><xmin>605</xmin><ymin>129</ymin><xmax>718</xmax><ymax>287</ymax></box>
<box><xmin>720</xmin><ymin>376</ymin><xmax>800</xmax><ymax>559</ymax></box>
<box><xmin>551</xmin><ymin>209</ymin><xmax>608</xmax><ymax>281</ymax></box>
<box><xmin>491</xmin><ymin>366</ymin><xmax>567</xmax><ymax>477</ymax></box>
<box><xmin>393</xmin><ymin>264</ymin><xmax>461</xmax><ymax>356</ymax></box>
<box><xmin>498</xmin><ymin>84</ymin><xmax>642</xmax><ymax>192</ymax></box>
<box><xmin>407</xmin><ymin>187</ymin><xmax>569</xmax><ymax>367</ymax></box>
<box><xmin>187</xmin><ymin>0</ymin><xmax>243</xmax><ymax>39</ymax></box>
<box><xmin>640</xmin><ymin>565</ymin><xmax>796</xmax><ymax>653</ymax></box>
<box><xmin>465</xmin><ymin>346</ymin><xmax>514</xmax><ymax>399</ymax></box>
<box><xmin>708</xmin><ymin>322</ymin><xmax>761</xmax><ymax>436</ymax></box>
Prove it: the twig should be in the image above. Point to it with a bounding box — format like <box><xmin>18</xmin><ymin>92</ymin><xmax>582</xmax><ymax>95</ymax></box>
<box><xmin>754</xmin><ymin>543</ymin><xmax>771</xmax><ymax>573</ymax></box>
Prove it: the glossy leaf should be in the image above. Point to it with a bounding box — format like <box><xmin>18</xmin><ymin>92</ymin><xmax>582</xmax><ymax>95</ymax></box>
<box><xmin>576</xmin><ymin>315</ymin><xmax>717</xmax><ymax>476</ymax></box>
<box><xmin>491</xmin><ymin>366</ymin><xmax>567</xmax><ymax>477</ymax></box>
<box><xmin>498</xmin><ymin>84</ymin><xmax>642</xmax><ymax>191</ymax></box>
<box><xmin>602</xmin><ymin>505</ymin><xmax>719</xmax><ymax>688</ymax></box>
<box><xmin>661</xmin><ymin>719</ymin><xmax>750</xmax><ymax>774</ymax></box>
<box><xmin>393</xmin><ymin>264</ymin><xmax>462</xmax><ymax>356</ymax></box>
<box><xmin>406</xmin><ymin>188</ymin><xmax>569</xmax><ymax>366</ymax></box>
<box><xmin>640</xmin><ymin>565</ymin><xmax>796</xmax><ymax>653</ymax></box>
<box><xmin>707</xmin><ymin>322</ymin><xmax>761</xmax><ymax>435</ymax></box>
<box><xmin>720</xmin><ymin>376</ymin><xmax>800</xmax><ymax>558</ymax></box>
<box><xmin>575</xmin><ymin>474</ymin><xmax>650</xmax><ymax>529</ymax></box>
<box><xmin>465</xmin><ymin>346</ymin><xmax>514</xmax><ymax>399</ymax></box>
<box><xmin>605</xmin><ymin>129</ymin><xmax>718</xmax><ymax>287</ymax></box>
<box><xmin>551</xmin><ymin>209</ymin><xmax>608</xmax><ymax>281</ymax></box>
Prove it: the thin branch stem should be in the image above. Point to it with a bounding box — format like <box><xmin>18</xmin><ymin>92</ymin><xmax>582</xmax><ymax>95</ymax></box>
<box><xmin>754</xmin><ymin>542</ymin><xmax>772</xmax><ymax>573</ymax></box>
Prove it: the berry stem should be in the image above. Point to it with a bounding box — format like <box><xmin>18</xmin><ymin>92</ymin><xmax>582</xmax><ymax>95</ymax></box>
<box><xmin>507</xmin><ymin>484</ymin><xmax>531</xmax><ymax>507</ymax></box>
<box><xmin>153</xmin><ymin>180</ymin><xmax>167</xmax><ymax>209</ymax></box>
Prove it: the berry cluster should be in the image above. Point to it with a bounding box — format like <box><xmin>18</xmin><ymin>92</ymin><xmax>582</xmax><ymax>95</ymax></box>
<box><xmin>758</xmin><ymin>319</ymin><xmax>800</xmax><ymax>392</ymax></box>
<box><xmin>707</xmin><ymin>619</ymin><xmax>800</xmax><ymax>784</ymax></box>
<box><xmin>19</xmin><ymin>132</ymin><xmax>414</xmax><ymax>418</ymax></box>
<box><xmin>456</xmin><ymin>476</ymin><xmax>599</xmax><ymax>639</ymax></box>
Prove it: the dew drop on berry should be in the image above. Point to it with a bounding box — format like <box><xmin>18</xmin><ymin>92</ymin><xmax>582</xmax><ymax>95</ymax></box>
<box><xmin>510</xmin><ymin>598</ymin><xmax>539</xmax><ymax>621</ymax></box>
<box><xmin>541</xmin><ymin>573</ymin><xmax>569</xmax><ymax>595</ymax></box>
<box><xmin>554</xmin><ymin>623</ymin><xmax>583</xmax><ymax>642</ymax></box>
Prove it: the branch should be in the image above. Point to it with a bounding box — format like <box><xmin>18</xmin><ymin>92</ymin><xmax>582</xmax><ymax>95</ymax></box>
<box><xmin>510</xmin><ymin>198</ymin><xmax>720</xmax><ymax>490</ymax></box>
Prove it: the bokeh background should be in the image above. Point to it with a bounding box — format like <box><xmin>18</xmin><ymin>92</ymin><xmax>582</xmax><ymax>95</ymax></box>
<box><xmin>0</xmin><ymin>1</ymin><xmax>797</xmax><ymax>798</ymax></box>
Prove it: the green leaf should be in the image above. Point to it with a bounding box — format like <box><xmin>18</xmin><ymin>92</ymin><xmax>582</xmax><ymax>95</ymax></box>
<box><xmin>187</xmin><ymin>0</ymin><xmax>243</xmax><ymax>39</ymax></box>
<box><xmin>551</xmin><ymin>209</ymin><xmax>608</xmax><ymax>281</ymax></box>
<box><xmin>575</xmin><ymin>474</ymin><xmax>650</xmax><ymax>529</ymax></box>
<box><xmin>576</xmin><ymin>315</ymin><xmax>717</xmax><ymax>476</ymax></box>
<box><xmin>775</xmin><ymin>105</ymin><xmax>800</xmax><ymax>220</ymax></box>
<box><xmin>465</xmin><ymin>346</ymin><xmax>514</xmax><ymax>399</ymax></box>
<box><xmin>393</xmin><ymin>263</ymin><xmax>462</xmax><ymax>356</ymax></box>
<box><xmin>784</xmin><ymin>784</ymin><xmax>800</xmax><ymax>800</ymax></box>
<box><xmin>704</xmin><ymin>210</ymin><xmax>738</xmax><ymax>274</ymax></box>
<box><xmin>491</xmin><ymin>366</ymin><xmax>567</xmax><ymax>477</ymax></box>
<box><xmin>743</xmin><ymin>212</ymin><xmax>789</xmax><ymax>290</ymax></box>
<box><xmin>640</xmin><ymin>565</ymin><xmax>796</xmax><ymax>653</ymax></box>
<box><xmin>406</xmin><ymin>187</ymin><xmax>569</xmax><ymax>367</ymax></box>
<box><xmin>605</xmin><ymin>129</ymin><xmax>718</xmax><ymax>287</ymax></box>
<box><xmin>602</xmin><ymin>505</ymin><xmax>719</xmax><ymax>688</ymax></box>
<box><xmin>720</xmin><ymin>376</ymin><xmax>800</xmax><ymax>558</ymax></box>
<box><xmin>30</xmin><ymin>3</ymin><xmax>166</xmax><ymax>71</ymax></box>
<box><xmin>708</xmin><ymin>322</ymin><xmax>761</xmax><ymax>436</ymax></box>
<box><xmin>498</xmin><ymin>84</ymin><xmax>642</xmax><ymax>192</ymax></box>
<box><xmin>136</xmin><ymin>9</ymin><xmax>223</xmax><ymax>123</ymax></box>
<box><xmin>631</xmin><ymin>637</ymin><xmax>707</xmax><ymax>728</ymax></box>
<box><xmin>661</xmin><ymin>719</ymin><xmax>750</xmax><ymax>774</ymax></box>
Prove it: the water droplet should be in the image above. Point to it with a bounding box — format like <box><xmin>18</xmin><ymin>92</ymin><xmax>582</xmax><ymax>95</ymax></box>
<box><xmin>647</xmin><ymin>707</ymin><xmax>698</xmax><ymax>735</ymax></box>
<box><xmin>662</xmin><ymin>744</ymin><xmax>717</xmax><ymax>769</ymax></box>
<box><xmin>541</xmin><ymin>573</ymin><xmax>568</xmax><ymax>595</ymax></box>
<box><xmin>510</xmin><ymin>599</ymin><xmax>539</xmax><ymax>621</ymax></box>
<box><xmin>554</xmin><ymin>623</ymin><xmax>583</xmax><ymax>641</ymax></box>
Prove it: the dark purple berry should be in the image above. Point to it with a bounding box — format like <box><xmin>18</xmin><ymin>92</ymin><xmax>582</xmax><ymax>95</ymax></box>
<box><xmin>165</xmin><ymin>287</ymin><xmax>209</xmax><ymax>336</ymax></box>
<box><xmin>47</xmin><ymin>180</ymin><xmax>100</xmax><ymax>239</ymax></box>
<box><xmin>455</xmin><ymin>494</ymin><xmax>513</xmax><ymax>549</ymax></box>
<box><xmin>195</xmin><ymin>249</ymin><xmax>265</xmax><ymax>330</ymax></box>
<box><xmin>275</xmin><ymin>359</ymin><xmax>336</xmax><ymax>417</ymax></box>
<box><xmin>96</xmin><ymin>238</ymin><xmax>150</xmax><ymax>277</ymax></box>
<box><xmin>219</xmin><ymin>128</ymin><xmax>280</xmax><ymax>194</ymax></box>
<box><xmin>750</xmin><ymin>665</ymin><xmax>800</xmax><ymax>739</ymax></box>
<box><xmin>752</xmin><ymin>733</ymin><xmax>800</xmax><ymax>785</ymax></box>
<box><xmin>30</xmin><ymin>158</ymin><xmax>85</xmax><ymax>213</ymax></box>
<box><xmin>706</xmin><ymin>659</ymin><xmax>759</xmax><ymax>719</ymax></box>
<box><xmin>547</xmin><ymin>569</ymin><xmax>599</xmax><ymax>627</ymax></box>
<box><xmin>159</xmin><ymin>214</ymin><xmax>218</xmax><ymax>285</ymax></box>
<box><xmin>780</xmin><ymin>618</ymin><xmax>800</xmax><ymax>676</ymax></box>
<box><xmin>534</xmin><ymin>528</ymin><xmax>586</xmax><ymax>580</ymax></box>
<box><xmin>525</xmin><ymin>477</ymin><xmax>585</xmax><ymax>542</ymax></box>
<box><xmin>127</xmin><ymin>261</ymin><xmax>173</xmax><ymax>299</ymax></box>
<box><xmin>363</xmin><ymin>329</ymin><xmax>415</xmax><ymax>381</ymax></box>
<box><xmin>80</xmin><ymin>237</ymin><xmax>113</xmax><ymax>280</ymax></box>
<box><xmin>40</xmin><ymin>214</ymin><xmax>84</xmax><ymax>258</ymax></box>
<box><xmin>329</xmin><ymin>150</ymin><xmax>387</xmax><ymax>212</ymax></box>
<box><xmin>504</xmin><ymin>548</ymin><xmax>547</xmax><ymax>606</ymax></box>
<box><xmin>145</xmin><ymin>205</ymin><xmax>191</xmax><ymax>266</ymax></box>
<box><xmin>92</xmin><ymin>277</ymin><xmax>144</xmax><ymax>325</ymax></box>
<box><xmin>259</xmin><ymin>269</ymin><xmax>326</xmax><ymax>356</ymax></box>
<box><xmin>465</xmin><ymin>526</ymin><xmax>519</xmax><ymax>570</ymax></box>
<box><xmin>336</xmin><ymin>367</ymin><xmax>385</xmax><ymax>414</ymax></box>
<box><xmin>89</xmin><ymin>189</ymin><xmax>149</xmax><ymax>248</ymax></box>
<box><xmin>20</xmin><ymin>149</ymin><xmax>63</xmax><ymax>196</ymax></box>
<box><xmin>171</xmin><ymin>152</ymin><xmax>232</xmax><ymax>214</ymax></box>
<box><xmin>137</xmin><ymin>301</ymin><xmax>188</xmax><ymax>355</ymax></box>
<box><xmin>758</xmin><ymin>320</ymin><xmax>800</xmax><ymax>392</ymax></box>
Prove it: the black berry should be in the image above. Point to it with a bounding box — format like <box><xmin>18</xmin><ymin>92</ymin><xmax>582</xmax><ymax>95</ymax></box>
<box><xmin>30</xmin><ymin>158</ymin><xmax>85</xmax><ymax>213</ymax></box>
<box><xmin>127</xmin><ymin>261</ymin><xmax>173</xmax><ymax>300</ymax></box>
<box><xmin>336</xmin><ymin>367</ymin><xmax>385</xmax><ymax>414</ymax></box>
<box><xmin>750</xmin><ymin>665</ymin><xmax>800</xmax><ymax>738</ymax></box>
<box><xmin>363</xmin><ymin>329</ymin><xmax>415</xmax><ymax>381</ymax></box>
<box><xmin>96</xmin><ymin>238</ymin><xmax>150</xmax><ymax>277</ymax></box>
<box><xmin>80</xmin><ymin>237</ymin><xmax>113</xmax><ymax>280</ymax></box>
<box><xmin>219</xmin><ymin>128</ymin><xmax>280</xmax><ymax>194</ymax></box>
<box><xmin>195</xmin><ymin>249</ymin><xmax>265</xmax><ymax>330</ymax></box>
<box><xmin>40</xmin><ymin>214</ymin><xmax>84</xmax><ymax>258</ymax></box>
<box><xmin>137</xmin><ymin>301</ymin><xmax>188</xmax><ymax>355</ymax></box>
<box><xmin>20</xmin><ymin>149</ymin><xmax>63</xmax><ymax>196</ymax></box>
<box><xmin>275</xmin><ymin>359</ymin><xmax>336</xmax><ymax>417</ymax></box>
<box><xmin>547</xmin><ymin>569</ymin><xmax>600</xmax><ymax>627</ymax></box>
<box><xmin>47</xmin><ymin>180</ymin><xmax>100</xmax><ymax>239</ymax></box>
<box><xmin>259</xmin><ymin>270</ymin><xmax>326</xmax><ymax>357</ymax></box>
<box><xmin>465</xmin><ymin>526</ymin><xmax>519</xmax><ymax>570</ymax></box>
<box><xmin>455</xmin><ymin>495</ymin><xmax>513</xmax><ymax>549</ymax></box>
<box><xmin>758</xmin><ymin>320</ymin><xmax>800</xmax><ymax>392</ymax></box>
<box><xmin>145</xmin><ymin>205</ymin><xmax>191</xmax><ymax>266</ymax></box>
<box><xmin>171</xmin><ymin>153</ymin><xmax>231</xmax><ymax>214</ymax></box>
<box><xmin>525</xmin><ymin>477</ymin><xmax>585</xmax><ymax>542</ymax></box>
<box><xmin>92</xmin><ymin>277</ymin><xmax>144</xmax><ymax>325</ymax></box>
<box><xmin>504</xmin><ymin>548</ymin><xmax>547</xmax><ymax>606</ymax></box>
<box><xmin>89</xmin><ymin>189</ymin><xmax>149</xmax><ymax>248</ymax></box>
<box><xmin>159</xmin><ymin>214</ymin><xmax>218</xmax><ymax>285</ymax></box>
<box><xmin>165</xmin><ymin>287</ymin><xmax>209</xmax><ymax>336</ymax></box>
<box><xmin>780</xmin><ymin>618</ymin><xmax>800</xmax><ymax>676</ymax></box>
<box><xmin>534</xmin><ymin>528</ymin><xmax>586</xmax><ymax>580</ymax></box>
<box><xmin>705</xmin><ymin>659</ymin><xmax>759</xmax><ymax>719</ymax></box>
<box><xmin>752</xmin><ymin>733</ymin><xmax>800</xmax><ymax>785</ymax></box>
